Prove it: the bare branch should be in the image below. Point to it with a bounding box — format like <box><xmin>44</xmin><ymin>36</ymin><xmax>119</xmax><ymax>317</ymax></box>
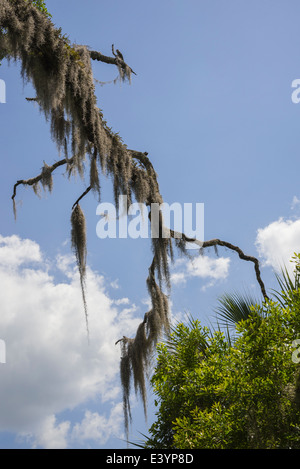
<box><xmin>11</xmin><ymin>157</ymin><xmax>74</xmax><ymax>201</ymax></box>
<box><xmin>89</xmin><ymin>49</ymin><xmax>116</xmax><ymax>65</ymax></box>
<box><xmin>89</xmin><ymin>45</ymin><xmax>137</xmax><ymax>76</ymax></box>
<box><xmin>169</xmin><ymin>229</ymin><xmax>269</xmax><ymax>301</ymax></box>
<box><xmin>202</xmin><ymin>238</ymin><xmax>269</xmax><ymax>300</ymax></box>
<box><xmin>115</xmin><ymin>335</ymin><xmax>130</xmax><ymax>346</ymax></box>
<box><xmin>72</xmin><ymin>186</ymin><xmax>92</xmax><ymax>210</ymax></box>
<box><xmin>25</xmin><ymin>97</ymin><xmax>39</xmax><ymax>102</ymax></box>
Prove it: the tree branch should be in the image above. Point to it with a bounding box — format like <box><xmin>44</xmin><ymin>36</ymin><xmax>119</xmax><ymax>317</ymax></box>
<box><xmin>89</xmin><ymin>50</ymin><xmax>116</xmax><ymax>65</ymax></box>
<box><xmin>11</xmin><ymin>151</ymin><xmax>268</xmax><ymax>301</ymax></box>
<box><xmin>72</xmin><ymin>186</ymin><xmax>92</xmax><ymax>210</ymax></box>
<box><xmin>202</xmin><ymin>238</ymin><xmax>269</xmax><ymax>301</ymax></box>
<box><xmin>131</xmin><ymin>150</ymin><xmax>269</xmax><ymax>301</ymax></box>
<box><xmin>129</xmin><ymin>150</ymin><xmax>154</xmax><ymax>172</ymax></box>
<box><xmin>115</xmin><ymin>229</ymin><xmax>269</xmax><ymax>348</ymax></box>
<box><xmin>89</xmin><ymin>44</ymin><xmax>137</xmax><ymax>76</ymax></box>
<box><xmin>11</xmin><ymin>157</ymin><xmax>74</xmax><ymax>201</ymax></box>
<box><xmin>169</xmin><ymin>228</ymin><xmax>269</xmax><ymax>301</ymax></box>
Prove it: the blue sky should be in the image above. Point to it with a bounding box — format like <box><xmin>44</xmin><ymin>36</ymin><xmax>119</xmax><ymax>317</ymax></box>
<box><xmin>1</xmin><ymin>0</ymin><xmax>300</xmax><ymax>449</ymax></box>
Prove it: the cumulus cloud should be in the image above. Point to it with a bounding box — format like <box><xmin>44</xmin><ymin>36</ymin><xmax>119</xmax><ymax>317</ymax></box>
<box><xmin>31</xmin><ymin>415</ymin><xmax>71</xmax><ymax>450</ymax></box>
<box><xmin>187</xmin><ymin>255</ymin><xmax>230</xmax><ymax>280</ymax></box>
<box><xmin>291</xmin><ymin>196</ymin><xmax>300</xmax><ymax>211</ymax></box>
<box><xmin>0</xmin><ymin>234</ymin><xmax>41</xmax><ymax>267</ymax></box>
<box><xmin>256</xmin><ymin>217</ymin><xmax>300</xmax><ymax>273</ymax></box>
<box><xmin>170</xmin><ymin>254</ymin><xmax>230</xmax><ymax>289</ymax></box>
<box><xmin>71</xmin><ymin>404</ymin><xmax>123</xmax><ymax>445</ymax></box>
<box><xmin>0</xmin><ymin>234</ymin><xmax>140</xmax><ymax>448</ymax></box>
<box><xmin>171</xmin><ymin>272</ymin><xmax>187</xmax><ymax>285</ymax></box>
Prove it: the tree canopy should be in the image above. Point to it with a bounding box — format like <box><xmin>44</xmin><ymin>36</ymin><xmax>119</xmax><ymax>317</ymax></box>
<box><xmin>145</xmin><ymin>257</ymin><xmax>300</xmax><ymax>449</ymax></box>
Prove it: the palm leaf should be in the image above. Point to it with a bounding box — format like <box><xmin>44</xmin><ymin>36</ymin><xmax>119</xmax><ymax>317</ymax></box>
<box><xmin>164</xmin><ymin>313</ymin><xmax>209</xmax><ymax>357</ymax></box>
<box><xmin>214</xmin><ymin>291</ymin><xmax>260</xmax><ymax>330</ymax></box>
<box><xmin>272</xmin><ymin>264</ymin><xmax>299</xmax><ymax>307</ymax></box>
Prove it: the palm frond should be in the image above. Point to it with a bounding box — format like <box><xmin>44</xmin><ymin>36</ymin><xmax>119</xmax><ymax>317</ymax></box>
<box><xmin>214</xmin><ymin>291</ymin><xmax>260</xmax><ymax>331</ymax></box>
<box><xmin>127</xmin><ymin>432</ymin><xmax>149</xmax><ymax>448</ymax></box>
<box><xmin>272</xmin><ymin>264</ymin><xmax>299</xmax><ymax>307</ymax></box>
<box><xmin>163</xmin><ymin>313</ymin><xmax>209</xmax><ymax>357</ymax></box>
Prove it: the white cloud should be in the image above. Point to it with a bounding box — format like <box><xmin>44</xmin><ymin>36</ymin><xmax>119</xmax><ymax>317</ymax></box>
<box><xmin>31</xmin><ymin>415</ymin><xmax>71</xmax><ymax>449</ymax></box>
<box><xmin>110</xmin><ymin>279</ymin><xmax>120</xmax><ymax>290</ymax></box>
<box><xmin>71</xmin><ymin>404</ymin><xmax>123</xmax><ymax>445</ymax></box>
<box><xmin>187</xmin><ymin>255</ymin><xmax>230</xmax><ymax>280</ymax></box>
<box><xmin>291</xmin><ymin>196</ymin><xmax>300</xmax><ymax>210</ymax></box>
<box><xmin>170</xmin><ymin>272</ymin><xmax>187</xmax><ymax>285</ymax></box>
<box><xmin>0</xmin><ymin>234</ymin><xmax>41</xmax><ymax>268</ymax></box>
<box><xmin>113</xmin><ymin>297</ymin><xmax>130</xmax><ymax>306</ymax></box>
<box><xmin>0</xmin><ymin>234</ymin><xmax>140</xmax><ymax>448</ymax></box>
<box><xmin>30</xmin><ymin>405</ymin><xmax>124</xmax><ymax>449</ymax></box>
<box><xmin>170</xmin><ymin>255</ymin><xmax>230</xmax><ymax>289</ymax></box>
<box><xmin>256</xmin><ymin>217</ymin><xmax>300</xmax><ymax>273</ymax></box>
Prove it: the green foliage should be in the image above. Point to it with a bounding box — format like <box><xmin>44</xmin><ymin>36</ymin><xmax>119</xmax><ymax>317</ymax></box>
<box><xmin>214</xmin><ymin>290</ymin><xmax>262</xmax><ymax>331</ymax></box>
<box><xmin>145</xmin><ymin>259</ymin><xmax>300</xmax><ymax>449</ymax></box>
<box><xmin>273</xmin><ymin>253</ymin><xmax>300</xmax><ymax>308</ymax></box>
<box><xmin>28</xmin><ymin>0</ymin><xmax>52</xmax><ymax>18</ymax></box>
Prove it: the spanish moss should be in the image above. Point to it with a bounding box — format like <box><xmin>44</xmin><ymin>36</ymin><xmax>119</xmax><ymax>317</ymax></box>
<box><xmin>71</xmin><ymin>203</ymin><xmax>88</xmax><ymax>336</ymax></box>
